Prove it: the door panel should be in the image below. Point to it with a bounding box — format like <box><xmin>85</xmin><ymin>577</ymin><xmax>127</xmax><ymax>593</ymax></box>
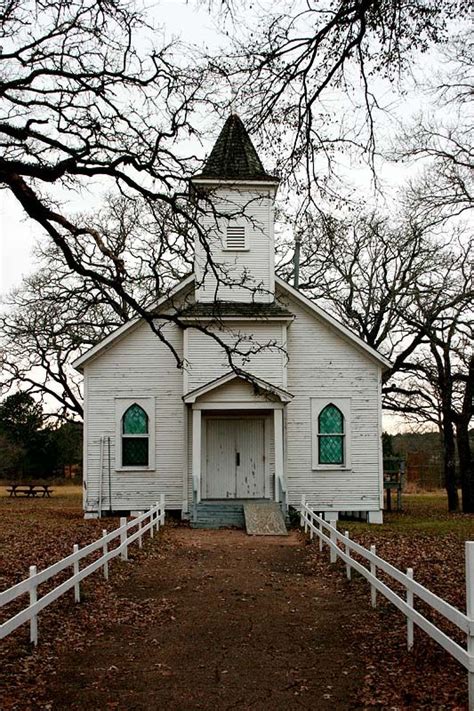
<box><xmin>236</xmin><ymin>419</ymin><xmax>265</xmax><ymax>498</ymax></box>
<box><xmin>206</xmin><ymin>419</ymin><xmax>236</xmax><ymax>498</ymax></box>
<box><xmin>205</xmin><ymin>418</ymin><xmax>265</xmax><ymax>499</ymax></box>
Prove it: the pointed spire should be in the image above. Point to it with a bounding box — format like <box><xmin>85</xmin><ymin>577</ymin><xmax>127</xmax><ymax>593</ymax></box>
<box><xmin>195</xmin><ymin>114</ymin><xmax>279</xmax><ymax>182</ymax></box>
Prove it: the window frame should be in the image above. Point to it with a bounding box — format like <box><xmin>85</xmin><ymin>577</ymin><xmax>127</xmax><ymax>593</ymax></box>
<box><xmin>122</xmin><ymin>404</ymin><xmax>149</xmax><ymax>467</ymax></box>
<box><xmin>318</xmin><ymin>404</ymin><xmax>344</xmax><ymax>465</ymax></box>
<box><xmin>311</xmin><ymin>398</ymin><xmax>351</xmax><ymax>471</ymax></box>
<box><xmin>115</xmin><ymin>397</ymin><xmax>155</xmax><ymax>471</ymax></box>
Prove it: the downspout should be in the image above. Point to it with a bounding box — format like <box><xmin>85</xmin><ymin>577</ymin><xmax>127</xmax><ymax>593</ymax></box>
<box><xmin>108</xmin><ymin>436</ymin><xmax>112</xmax><ymax>514</ymax></box>
<box><xmin>293</xmin><ymin>234</ymin><xmax>301</xmax><ymax>289</ymax></box>
<box><xmin>98</xmin><ymin>437</ymin><xmax>103</xmax><ymax>518</ymax></box>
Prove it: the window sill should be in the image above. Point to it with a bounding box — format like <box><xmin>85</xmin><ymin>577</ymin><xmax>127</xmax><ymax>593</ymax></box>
<box><xmin>312</xmin><ymin>466</ymin><xmax>352</xmax><ymax>472</ymax></box>
<box><xmin>115</xmin><ymin>466</ymin><xmax>156</xmax><ymax>472</ymax></box>
<box><xmin>222</xmin><ymin>247</ymin><xmax>250</xmax><ymax>252</ymax></box>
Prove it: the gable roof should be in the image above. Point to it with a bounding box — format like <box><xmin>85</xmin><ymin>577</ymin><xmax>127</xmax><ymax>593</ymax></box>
<box><xmin>193</xmin><ymin>114</ymin><xmax>279</xmax><ymax>183</ymax></box>
<box><xmin>275</xmin><ymin>276</ymin><xmax>392</xmax><ymax>371</ymax></box>
<box><xmin>72</xmin><ymin>274</ymin><xmax>194</xmax><ymax>372</ymax></box>
<box><xmin>183</xmin><ymin>371</ymin><xmax>294</xmax><ymax>404</ymax></box>
<box><xmin>73</xmin><ymin>273</ymin><xmax>391</xmax><ymax>373</ymax></box>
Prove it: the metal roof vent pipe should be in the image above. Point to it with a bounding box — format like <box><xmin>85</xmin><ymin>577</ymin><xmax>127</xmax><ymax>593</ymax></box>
<box><xmin>293</xmin><ymin>233</ymin><xmax>302</xmax><ymax>289</ymax></box>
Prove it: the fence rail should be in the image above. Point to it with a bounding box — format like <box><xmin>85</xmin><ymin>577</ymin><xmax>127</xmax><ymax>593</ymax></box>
<box><xmin>1</xmin><ymin>495</ymin><xmax>165</xmax><ymax>646</ymax></box>
<box><xmin>299</xmin><ymin>496</ymin><xmax>474</xmax><ymax>709</ymax></box>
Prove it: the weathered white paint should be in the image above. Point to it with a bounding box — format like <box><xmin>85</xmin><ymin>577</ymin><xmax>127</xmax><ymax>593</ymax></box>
<box><xmin>79</xmin><ymin>153</ymin><xmax>387</xmax><ymax>519</ymax></box>
<box><xmin>192</xmin><ymin>409</ymin><xmax>202</xmax><ymax>504</ymax></box>
<box><xmin>83</xmin><ymin>320</ymin><xmax>184</xmax><ymax>512</ymax></box>
<box><xmin>186</xmin><ymin>321</ymin><xmax>286</xmax><ymax>391</ymax></box>
<box><xmin>310</xmin><ymin>397</ymin><xmax>352</xmax><ymax>471</ymax></box>
<box><xmin>186</xmin><ymin>411</ymin><xmax>275</xmax><ymax>508</ymax></box>
<box><xmin>273</xmin><ymin>408</ymin><xmax>284</xmax><ymax>502</ymax></box>
<box><xmin>194</xmin><ymin>186</ymin><xmax>277</xmax><ymax>303</ymax></box>
<box><xmin>205</xmin><ymin>418</ymin><xmax>266</xmax><ymax>499</ymax></box>
<box><xmin>186</xmin><ymin>373</ymin><xmax>291</xmax><ymax>404</ymax></box>
<box><xmin>282</xmin><ymin>286</ymin><xmax>383</xmax><ymax>513</ymax></box>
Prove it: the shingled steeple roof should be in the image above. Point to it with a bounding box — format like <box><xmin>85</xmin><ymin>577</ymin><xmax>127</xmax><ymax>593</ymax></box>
<box><xmin>194</xmin><ymin>114</ymin><xmax>279</xmax><ymax>182</ymax></box>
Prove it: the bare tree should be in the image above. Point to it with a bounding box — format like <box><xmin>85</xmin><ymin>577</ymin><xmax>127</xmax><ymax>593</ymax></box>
<box><xmin>209</xmin><ymin>0</ymin><xmax>469</xmax><ymax>204</ymax></box>
<box><xmin>395</xmin><ymin>30</ymin><xmax>473</xmax><ymax>228</ymax></box>
<box><xmin>277</xmin><ymin>211</ymin><xmax>473</xmax><ymax>510</ymax></box>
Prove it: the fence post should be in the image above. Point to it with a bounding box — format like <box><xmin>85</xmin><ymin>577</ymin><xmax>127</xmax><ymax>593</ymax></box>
<box><xmin>73</xmin><ymin>544</ymin><xmax>80</xmax><ymax>603</ymax></box>
<box><xmin>406</xmin><ymin>567</ymin><xmax>414</xmax><ymax>650</ymax></box>
<box><xmin>370</xmin><ymin>545</ymin><xmax>377</xmax><ymax>608</ymax></box>
<box><xmin>329</xmin><ymin>524</ymin><xmax>337</xmax><ymax>564</ymax></box>
<box><xmin>29</xmin><ymin>565</ymin><xmax>38</xmax><ymax>646</ymax></box>
<box><xmin>149</xmin><ymin>506</ymin><xmax>154</xmax><ymax>538</ymax></box>
<box><xmin>102</xmin><ymin>529</ymin><xmax>109</xmax><ymax>580</ymax></box>
<box><xmin>138</xmin><ymin>512</ymin><xmax>143</xmax><ymax>548</ymax></box>
<box><xmin>120</xmin><ymin>517</ymin><xmax>128</xmax><ymax>561</ymax></box>
<box><xmin>465</xmin><ymin>542</ymin><xmax>474</xmax><ymax>710</ymax></box>
<box><xmin>319</xmin><ymin>517</ymin><xmax>323</xmax><ymax>552</ymax></box>
<box><xmin>155</xmin><ymin>501</ymin><xmax>160</xmax><ymax>532</ymax></box>
<box><xmin>160</xmin><ymin>493</ymin><xmax>165</xmax><ymax>525</ymax></box>
<box><xmin>300</xmin><ymin>495</ymin><xmax>306</xmax><ymax>528</ymax></box>
<box><xmin>345</xmin><ymin>531</ymin><xmax>351</xmax><ymax>581</ymax></box>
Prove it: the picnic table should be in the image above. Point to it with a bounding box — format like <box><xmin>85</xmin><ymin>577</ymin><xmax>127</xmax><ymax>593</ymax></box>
<box><xmin>7</xmin><ymin>483</ymin><xmax>54</xmax><ymax>498</ymax></box>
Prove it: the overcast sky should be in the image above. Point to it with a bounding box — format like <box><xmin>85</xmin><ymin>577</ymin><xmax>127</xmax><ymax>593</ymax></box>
<box><xmin>1</xmin><ymin>1</ymin><xmax>460</xmax><ymax>433</ymax></box>
<box><xmin>0</xmin><ymin>0</ymin><xmax>436</xmax><ymax>295</ymax></box>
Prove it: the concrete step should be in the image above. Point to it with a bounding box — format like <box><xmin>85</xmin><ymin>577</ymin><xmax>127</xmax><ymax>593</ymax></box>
<box><xmin>191</xmin><ymin>502</ymin><xmax>245</xmax><ymax>529</ymax></box>
<box><xmin>244</xmin><ymin>502</ymin><xmax>288</xmax><ymax>536</ymax></box>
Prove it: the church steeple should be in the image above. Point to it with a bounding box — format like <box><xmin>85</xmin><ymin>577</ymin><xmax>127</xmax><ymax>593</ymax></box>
<box><xmin>194</xmin><ymin>114</ymin><xmax>279</xmax><ymax>183</ymax></box>
<box><xmin>192</xmin><ymin>115</ymin><xmax>279</xmax><ymax>304</ymax></box>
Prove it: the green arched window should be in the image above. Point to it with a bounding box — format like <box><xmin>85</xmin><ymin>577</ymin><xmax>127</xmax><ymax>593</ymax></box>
<box><xmin>318</xmin><ymin>404</ymin><xmax>344</xmax><ymax>465</ymax></box>
<box><xmin>122</xmin><ymin>404</ymin><xmax>149</xmax><ymax>466</ymax></box>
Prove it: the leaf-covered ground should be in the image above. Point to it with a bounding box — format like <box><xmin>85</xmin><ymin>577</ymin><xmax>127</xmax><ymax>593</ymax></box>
<box><xmin>1</xmin><ymin>487</ymin><xmax>472</xmax><ymax>709</ymax></box>
<box><xmin>0</xmin><ymin>485</ymin><xmax>166</xmax><ymax>710</ymax></box>
<box><xmin>323</xmin><ymin>494</ymin><xmax>474</xmax><ymax>709</ymax></box>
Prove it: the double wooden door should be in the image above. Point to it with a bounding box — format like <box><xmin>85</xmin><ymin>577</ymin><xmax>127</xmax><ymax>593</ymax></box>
<box><xmin>205</xmin><ymin>418</ymin><xmax>265</xmax><ymax>499</ymax></box>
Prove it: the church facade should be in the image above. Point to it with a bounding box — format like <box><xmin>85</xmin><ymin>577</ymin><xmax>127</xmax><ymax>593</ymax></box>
<box><xmin>74</xmin><ymin>115</ymin><xmax>390</xmax><ymax>525</ymax></box>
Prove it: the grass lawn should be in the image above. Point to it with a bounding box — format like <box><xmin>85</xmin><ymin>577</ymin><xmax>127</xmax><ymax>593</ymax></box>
<box><xmin>340</xmin><ymin>490</ymin><xmax>473</xmax><ymax>610</ymax></box>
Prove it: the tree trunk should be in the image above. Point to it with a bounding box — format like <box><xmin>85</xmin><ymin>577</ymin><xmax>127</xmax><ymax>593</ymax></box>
<box><xmin>443</xmin><ymin>418</ymin><xmax>459</xmax><ymax>511</ymax></box>
<box><xmin>457</xmin><ymin>420</ymin><xmax>474</xmax><ymax>512</ymax></box>
<box><xmin>458</xmin><ymin>355</ymin><xmax>473</xmax><ymax>513</ymax></box>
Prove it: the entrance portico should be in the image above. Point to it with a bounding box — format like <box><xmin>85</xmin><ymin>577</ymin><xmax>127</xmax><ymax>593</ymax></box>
<box><xmin>183</xmin><ymin>373</ymin><xmax>292</xmax><ymax>514</ymax></box>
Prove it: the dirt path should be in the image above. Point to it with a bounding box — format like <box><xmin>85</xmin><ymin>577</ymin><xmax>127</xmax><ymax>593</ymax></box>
<box><xmin>48</xmin><ymin>528</ymin><xmax>367</xmax><ymax>710</ymax></box>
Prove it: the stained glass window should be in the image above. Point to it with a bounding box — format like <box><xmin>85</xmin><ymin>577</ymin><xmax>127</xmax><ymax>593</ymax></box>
<box><xmin>123</xmin><ymin>404</ymin><xmax>148</xmax><ymax>434</ymax></box>
<box><xmin>318</xmin><ymin>404</ymin><xmax>344</xmax><ymax>465</ymax></box>
<box><xmin>122</xmin><ymin>404</ymin><xmax>149</xmax><ymax>466</ymax></box>
<box><xmin>122</xmin><ymin>438</ymin><xmax>148</xmax><ymax>466</ymax></box>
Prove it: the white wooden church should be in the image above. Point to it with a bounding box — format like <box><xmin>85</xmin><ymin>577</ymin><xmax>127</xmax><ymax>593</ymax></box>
<box><xmin>74</xmin><ymin>115</ymin><xmax>390</xmax><ymax>527</ymax></box>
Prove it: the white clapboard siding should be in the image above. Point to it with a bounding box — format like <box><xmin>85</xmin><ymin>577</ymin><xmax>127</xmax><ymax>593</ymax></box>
<box><xmin>84</xmin><ymin>321</ymin><xmax>184</xmax><ymax>511</ymax></box>
<box><xmin>194</xmin><ymin>187</ymin><xmax>275</xmax><ymax>303</ymax></box>
<box><xmin>196</xmin><ymin>377</ymin><xmax>277</xmax><ymax>403</ymax></box>
<box><xmin>281</xmin><ymin>288</ymin><xmax>383</xmax><ymax>510</ymax></box>
<box><xmin>187</xmin><ymin>321</ymin><xmax>285</xmax><ymax>391</ymax></box>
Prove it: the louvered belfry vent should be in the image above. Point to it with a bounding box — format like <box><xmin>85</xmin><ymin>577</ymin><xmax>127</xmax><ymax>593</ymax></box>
<box><xmin>226</xmin><ymin>225</ymin><xmax>246</xmax><ymax>250</ymax></box>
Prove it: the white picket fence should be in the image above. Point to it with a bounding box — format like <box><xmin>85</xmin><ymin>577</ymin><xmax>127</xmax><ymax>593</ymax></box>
<box><xmin>0</xmin><ymin>496</ymin><xmax>166</xmax><ymax>646</ymax></box>
<box><xmin>300</xmin><ymin>497</ymin><xmax>474</xmax><ymax>710</ymax></box>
